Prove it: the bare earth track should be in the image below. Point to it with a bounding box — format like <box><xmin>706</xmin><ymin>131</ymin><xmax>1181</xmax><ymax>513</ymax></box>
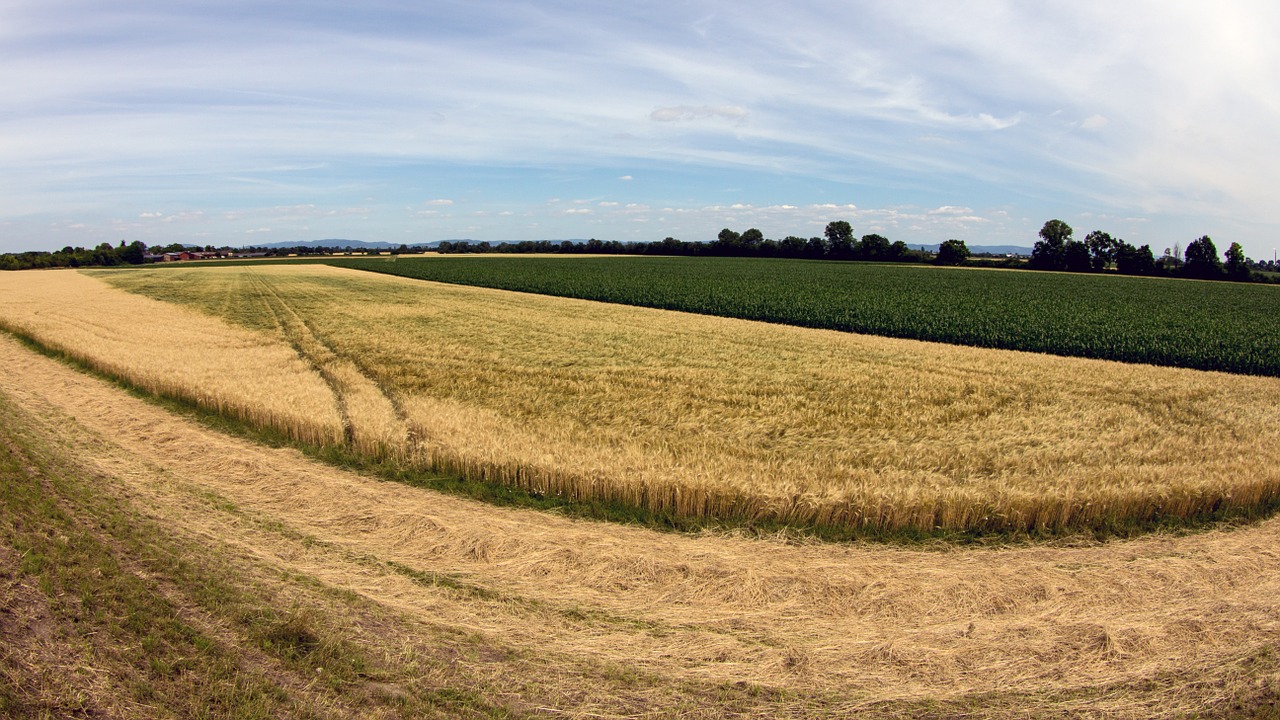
<box><xmin>1</xmin><ymin>333</ymin><xmax>1279</xmax><ymax>716</ymax></box>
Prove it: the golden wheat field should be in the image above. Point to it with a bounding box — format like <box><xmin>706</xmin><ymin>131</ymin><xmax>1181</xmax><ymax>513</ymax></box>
<box><xmin>3</xmin><ymin>323</ymin><xmax>1280</xmax><ymax>718</ymax></box>
<box><xmin>0</xmin><ymin>268</ymin><xmax>344</xmax><ymax>445</ymax></box>
<box><xmin>0</xmin><ymin>264</ymin><xmax>1273</xmax><ymax>536</ymax></box>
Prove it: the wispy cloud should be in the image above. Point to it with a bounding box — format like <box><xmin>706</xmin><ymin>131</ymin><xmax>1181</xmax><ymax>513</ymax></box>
<box><xmin>650</xmin><ymin>105</ymin><xmax>748</xmax><ymax>122</ymax></box>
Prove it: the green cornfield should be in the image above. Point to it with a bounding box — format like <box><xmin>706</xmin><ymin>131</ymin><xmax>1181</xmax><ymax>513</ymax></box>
<box><xmin>342</xmin><ymin>256</ymin><xmax>1280</xmax><ymax>376</ymax></box>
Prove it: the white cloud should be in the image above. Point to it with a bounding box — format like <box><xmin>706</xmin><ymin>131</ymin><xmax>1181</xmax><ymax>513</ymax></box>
<box><xmin>650</xmin><ymin>105</ymin><xmax>748</xmax><ymax>122</ymax></box>
<box><xmin>1080</xmin><ymin>114</ymin><xmax>1109</xmax><ymax>131</ymax></box>
<box><xmin>425</xmin><ymin>198</ymin><xmax>454</xmax><ymax>206</ymax></box>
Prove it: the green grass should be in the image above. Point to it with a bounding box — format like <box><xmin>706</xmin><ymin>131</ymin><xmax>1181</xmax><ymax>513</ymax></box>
<box><xmin>0</xmin><ymin>396</ymin><xmax>329</xmax><ymax>718</ymax></box>
<box><xmin>340</xmin><ymin>255</ymin><xmax>1280</xmax><ymax>377</ymax></box>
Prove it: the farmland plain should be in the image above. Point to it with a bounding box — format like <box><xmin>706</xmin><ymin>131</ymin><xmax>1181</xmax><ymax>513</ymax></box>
<box><xmin>3</xmin><ymin>318</ymin><xmax>1280</xmax><ymax>718</ymax></box>
<box><xmin>343</xmin><ymin>255</ymin><xmax>1280</xmax><ymax>376</ymax></box>
<box><xmin>28</xmin><ymin>264</ymin><xmax>1272</xmax><ymax>537</ymax></box>
<box><xmin>4</xmin><ymin>262</ymin><xmax>1280</xmax><ymax>717</ymax></box>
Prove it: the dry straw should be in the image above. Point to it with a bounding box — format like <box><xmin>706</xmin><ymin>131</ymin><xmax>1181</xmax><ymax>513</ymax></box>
<box><xmin>26</xmin><ymin>263</ymin><xmax>1280</xmax><ymax>534</ymax></box>
<box><xmin>0</xmin><ymin>269</ymin><xmax>344</xmax><ymax>445</ymax></box>
<box><xmin>4</xmin><ymin>330</ymin><xmax>1279</xmax><ymax>717</ymax></box>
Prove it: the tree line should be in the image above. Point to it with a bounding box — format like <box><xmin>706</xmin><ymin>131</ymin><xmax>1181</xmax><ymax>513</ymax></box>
<box><xmin>0</xmin><ymin>241</ymin><xmax>153</xmax><ymax>271</ymax></box>
<box><xmin>438</xmin><ymin>221</ymin><xmax>974</xmax><ymax>265</ymax></box>
<box><xmin>1030</xmin><ymin>220</ymin><xmax>1267</xmax><ymax>282</ymax></box>
<box><xmin>0</xmin><ymin>241</ymin><xmax>372</xmax><ymax>270</ymax></box>
<box><xmin>4</xmin><ymin>220</ymin><xmax>1273</xmax><ymax>283</ymax></box>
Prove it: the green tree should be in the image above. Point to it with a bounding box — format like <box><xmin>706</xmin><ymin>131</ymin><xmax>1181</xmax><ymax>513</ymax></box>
<box><xmin>713</xmin><ymin>228</ymin><xmax>741</xmax><ymax>255</ymax></box>
<box><xmin>935</xmin><ymin>239</ymin><xmax>970</xmax><ymax>265</ymax></box>
<box><xmin>120</xmin><ymin>240</ymin><xmax>148</xmax><ymax>265</ymax></box>
<box><xmin>1085</xmin><ymin>231</ymin><xmax>1119</xmax><ymax>271</ymax></box>
<box><xmin>1063</xmin><ymin>240</ymin><xmax>1092</xmax><ymax>272</ymax></box>
<box><xmin>860</xmin><ymin>233</ymin><xmax>891</xmax><ymax>259</ymax></box>
<box><xmin>1114</xmin><ymin>242</ymin><xmax>1157</xmax><ymax>276</ymax></box>
<box><xmin>1225</xmin><ymin>242</ymin><xmax>1249</xmax><ymax>279</ymax></box>
<box><xmin>739</xmin><ymin>228</ymin><xmax>765</xmax><ymax>252</ymax></box>
<box><xmin>1031</xmin><ymin>219</ymin><xmax>1073</xmax><ymax>270</ymax></box>
<box><xmin>824</xmin><ymin>221</ymin><xmax>854</xmax><ymax>259</ymax></box>
<box><xmin>779</xmin><ymin>236</ymin><xmax>808</xmax><ymax>258</ymax></box>
<box><xmin>1183</xmin><ymin>236</ymin><xmax>1222</xmax><ymax>278</ymax></box>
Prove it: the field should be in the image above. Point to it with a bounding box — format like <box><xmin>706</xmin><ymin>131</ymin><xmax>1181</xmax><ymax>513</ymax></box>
<box><xmin>341</xmin><ymin>255</ymin><xmax>1280</xmax><ymax>376</ymax></box>
<box><xmin>0</xmin><ymin>268</ymin><xmax>343</xmax><ymax>445</ymax></box>
<box><xmin>3</xmin><ymin>282</ymin><xmax>1280</xmax><ymax>718</ymax></box>
<box><xmin>0</xmin><ymin>265</ymin><xmax>1272</xmax><ymax>540</ymax></box>
<box><xmin>4</xmin><ymin>263</ymin><xmax>1280</xmax><ymax>717</ymax></box>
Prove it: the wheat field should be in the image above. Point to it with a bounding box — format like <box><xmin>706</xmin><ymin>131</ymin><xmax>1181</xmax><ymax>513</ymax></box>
<box><xmin>0</xmin><ymin>269</ymin><xmax>344</xmax><ymax>446</ymax></box>
<box><xmin>27</xmin><ymin>262</ymin><xmax>1265</xmax><ymax>536</ymax></box>
<box><xmin>3</xmin><ymin>328</ymin><xmax>1279</xmax><ymax>717</ymax></box>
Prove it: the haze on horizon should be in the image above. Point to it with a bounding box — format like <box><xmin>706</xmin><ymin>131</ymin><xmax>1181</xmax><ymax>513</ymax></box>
<box><xmin>3</xmin><ymin>1</ymin><xmax>1280</xmax><ymax>261</ymax></box>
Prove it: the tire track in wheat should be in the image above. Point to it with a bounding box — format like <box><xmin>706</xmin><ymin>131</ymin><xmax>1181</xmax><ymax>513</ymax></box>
<box><xmin>247</xmin><ymin>269</ymin><xmax>408</xmax><ymax>456</ymax></box>
<box><xmin>267</xmin><ymin>271</ymin><xmax>420</xmax><ymax>447</ymax></box>
<box><xmin>241</xmin><ymin>271</ymin><xmax>354</xmax><ymax>444</ymax></box>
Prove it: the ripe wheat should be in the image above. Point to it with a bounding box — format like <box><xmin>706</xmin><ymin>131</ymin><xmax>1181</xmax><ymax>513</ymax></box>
<box><xmin>0</xmin><ymin>269</ymin><xmax>344</xmax><ymax>445</ymax></box>
<box><xmin>58</xmin><ymin>264</ymin><xmax>1280</xmax><ymax>534</ymax></box>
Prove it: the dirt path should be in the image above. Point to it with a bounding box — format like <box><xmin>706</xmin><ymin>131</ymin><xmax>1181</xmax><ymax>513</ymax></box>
<box><xmin>1</xmin><ymin>332</ymin><xmax>1277</xmax><ymax>716</ymax></box>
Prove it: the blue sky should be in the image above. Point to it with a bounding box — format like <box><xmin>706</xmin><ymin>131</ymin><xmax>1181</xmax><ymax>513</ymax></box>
<box><xmin>4</xmin><ymin>0</ymin><xmax>1280</xmax><ymax>260</ymax></box>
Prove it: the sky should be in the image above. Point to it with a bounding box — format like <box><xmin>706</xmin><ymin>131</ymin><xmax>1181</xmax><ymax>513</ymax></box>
<box><xmin>3</xmin><ymin>0</ymin><xmax>1280</xmax><ymax>260</ymax></box>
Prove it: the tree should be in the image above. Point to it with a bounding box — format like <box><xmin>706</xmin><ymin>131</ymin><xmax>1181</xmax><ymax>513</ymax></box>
<box><xmin>119</xmin><ymin>240</ymin><xmax>148</xmax><ymax>265</ymax></box>
<box><xmin>1225</xmin><ymin>241</ymin><xmax>1249</xmax><ymax>279</ymax></box>
<box><xmin>1183</xmin><ymin>235</ymin><xmax>1222</xmax><ymax>278</ymax></box>
<box><xmin>739</xmin><ymin>228</ymin><xmax>765</xmax><ymax>252</ymax></box>
<box><xmin>824</xmin><ymin>221</ymin><xmax>854</xmax><ymax>259</ymax></box>
<box><xmin>1114</xmin><ymin>242</ymin><xmax>1157</xmax><ymax>275</ymax></box>
<box><xmin>713</xmin><ymin>228</ymin><xmax>741</xmax><ymax>255</ymax></box>
<box><xmin>779</xmin><ymin>236</ymin><xmax>808</xmax><ymax>258</ymax></box>
<box><xmin>1084</xmin><ymin>231</ymin><xmax>1119</xmax><ymax>271</ymax></box>
<box><xmin>935</xmin><ymin>239</ymin><xmax>970</xmax><ymax>265</ymax></box>
<box><xmin>1063</xmin><ymin>240</ymin><xmax>1092</xmax><ymax>272</ymax></box>
<box><xmin>1031</xmin><ymin>219</ymin><xmax>1073</xmax><ymax>270</ymax></box>
<box><xmin>860</xmin><ymin>233</ymin><xmax>891</xmax><ymax>260</ymax></box>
